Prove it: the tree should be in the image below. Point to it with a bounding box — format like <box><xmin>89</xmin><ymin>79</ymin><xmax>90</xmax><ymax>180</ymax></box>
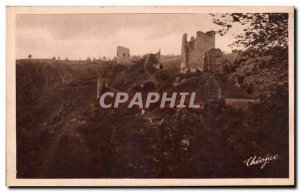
<box><xmin>210</xmin><ymin>13</ymin><xmax>289</xmax><ymax>100</ymax></box>
<box><xmin>210</xmin><ymin>13</ymin><xmax>288</xmax><ymax>56</ymax></box>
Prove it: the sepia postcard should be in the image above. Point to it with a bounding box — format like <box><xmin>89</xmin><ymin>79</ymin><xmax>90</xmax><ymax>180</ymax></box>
<box><xmin>6</xmin><ymin>6</ymin><xmax>295</xmax><ymax>186</ymax></box>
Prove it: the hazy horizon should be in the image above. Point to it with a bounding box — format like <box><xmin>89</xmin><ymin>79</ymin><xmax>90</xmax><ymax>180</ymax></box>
<box><xmin>16</xmin><ymin>14</ymin><xmax>242</xmax><ymax>60</ymax></box>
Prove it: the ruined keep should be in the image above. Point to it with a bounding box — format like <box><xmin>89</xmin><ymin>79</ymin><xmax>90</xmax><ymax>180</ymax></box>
<box><xmin>181</xmin><ymin>31</ymin><xmax>216</xmax><ymax>73</ymax></box>
<box><xmin>117</xmin><ymin>46</ymin><xmax>130</xmax><ymax>64</ymax></box>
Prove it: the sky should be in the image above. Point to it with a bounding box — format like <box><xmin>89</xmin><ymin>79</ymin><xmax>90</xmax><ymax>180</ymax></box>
<box><xmin>16</xmin><ymin>14</ymin><xmax>241</xmax><ymax>60</ymax></box>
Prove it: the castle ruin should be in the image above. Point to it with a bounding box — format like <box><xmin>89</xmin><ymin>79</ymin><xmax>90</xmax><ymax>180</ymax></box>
<box><xmin>181</xmin><ymin>31</ymin><xmax>216</xmax><ymax>73</ymax></box>
<box><xmin>117</xmin><ymin>46</ymin><xmax>130</xmax><ymax>64</ymax></box>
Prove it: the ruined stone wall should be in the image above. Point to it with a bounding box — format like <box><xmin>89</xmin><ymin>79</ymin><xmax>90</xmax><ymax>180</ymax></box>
<box><xmin>181</xmin><ymin>31</ymin><xmax>216</xmax><ymax>73</ymax></box>
<box><xmin>117</xmin><ymin>46</ymin><xmax>130</xmax><ymax>64</ymax></box>
<box><xmin>180</xmin><ymin>33</ymin><xmax>189</xmax><ymax>73</ymax></box>
<box><xmin>204</xmin><ymin>48</ymin><xmax>225</xmax><ymax>74</ymax></box>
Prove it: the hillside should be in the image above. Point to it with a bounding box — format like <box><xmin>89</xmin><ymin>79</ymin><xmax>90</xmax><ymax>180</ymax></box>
<box><xmin>16</xmin><ymin>58</ymin><xmax>288</xmax><ymax>178</ymax></box>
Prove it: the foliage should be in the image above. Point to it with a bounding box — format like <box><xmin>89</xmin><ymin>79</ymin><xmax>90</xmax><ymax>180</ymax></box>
<box><xmin>16</xmin><ymin>54</ymin><xmax>289</xmax><ymax>178</ymax></box>
<box><xmin>210</xmin><ymin>13</ymin><xmax>288</xmax><ymax>56</ymax></box>
<box><xmin>211</xmin><ymin>13</ymin><xmax>289</xmax><ymax>100</ymax></box>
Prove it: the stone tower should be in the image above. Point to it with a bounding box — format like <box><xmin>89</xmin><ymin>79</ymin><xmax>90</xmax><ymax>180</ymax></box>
<box><xmin>116</xmin><ymin>46</ymin><xmax>130</xmax><ymax>64</ymax></box>
<box><xmin>180</xmin><ymin>31</ymin><xmax>216</xmax><ymax>73</ymax></box>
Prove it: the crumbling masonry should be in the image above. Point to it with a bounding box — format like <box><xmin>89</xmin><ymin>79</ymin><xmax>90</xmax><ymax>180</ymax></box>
<box><xmin>181</xmin><ymin>31</ymin><xmax>216</xmax><ymax>73</ymax></box>
<box><xmin>117</xmin><ymin>46</ymin><xmax>130</xmax><ymax>64</ymax></box>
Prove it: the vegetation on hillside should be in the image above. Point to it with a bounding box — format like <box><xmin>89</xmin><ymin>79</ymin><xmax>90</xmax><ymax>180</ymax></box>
<box><xmin>16</xmin><ymin>13</ymin><xmax>290</xmax><ymax>178</ymax></box>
